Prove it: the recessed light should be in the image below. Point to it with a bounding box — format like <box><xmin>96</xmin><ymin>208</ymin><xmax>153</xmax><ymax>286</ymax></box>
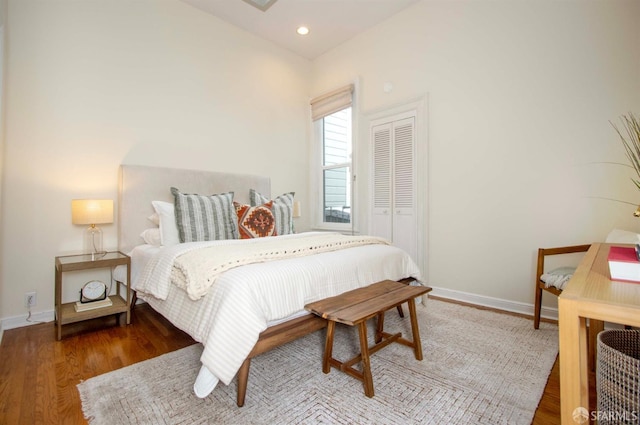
<box><xmin>296</xmin><ymin>26</ymin><xmax>310</xmax><ymax>36</ymax></box>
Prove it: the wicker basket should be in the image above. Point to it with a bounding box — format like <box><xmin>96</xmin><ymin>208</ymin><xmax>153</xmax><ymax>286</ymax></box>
<box><xmin>597</xmin><ymin>330</ymin><xmax>640</xmax><ymax>425</ymax></box>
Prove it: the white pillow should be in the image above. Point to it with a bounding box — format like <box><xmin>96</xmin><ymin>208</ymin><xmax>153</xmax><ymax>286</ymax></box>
<box><xmin>151</xmin><ymin>201</ymin><xmax>180</xmax><ymax>246</ymax></box>
<box><xmin>140</xmin><ymin>228</ymin><xmax>161</xmax><ymax>246</ymax></box>
<box><xmin>541</xmin><ymin>267</ymin><xmax>576</xmax><ymax>291</ymax></box>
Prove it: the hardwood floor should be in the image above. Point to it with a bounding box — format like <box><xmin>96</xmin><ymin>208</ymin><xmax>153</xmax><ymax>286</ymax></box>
<box><xmin>0</xmin><ymin>302</ymin><xmax>590</xmax><ymax>424</ymax></box>
<box><xmin>0</xmin><ymin>305</ymin><xmax>194</xmax><ymax>424</ymax></box>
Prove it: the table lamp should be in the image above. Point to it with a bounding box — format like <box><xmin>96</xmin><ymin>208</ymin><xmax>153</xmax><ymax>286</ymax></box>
<box><xmin>71</xmin><ymin>199</ymin><xmax>114</xmax><ymax>259</ymax></box>
<box><xmin>293</xmin><ymin>201</ymin><xmax>301</xmax><ymax>218</ymax></box>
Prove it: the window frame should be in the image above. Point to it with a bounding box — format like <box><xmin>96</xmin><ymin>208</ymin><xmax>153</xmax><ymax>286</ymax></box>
<box><xmin>311</xmin><ymin>101</ymin><xmax>356</xmax><ymax>233</ymax></box>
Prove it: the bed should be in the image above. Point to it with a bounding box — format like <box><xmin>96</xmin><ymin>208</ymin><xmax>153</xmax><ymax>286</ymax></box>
<box><xmin>116</xmin><ymin>164</ymin><xmax>422</xmax><ymax>406</ymax></box>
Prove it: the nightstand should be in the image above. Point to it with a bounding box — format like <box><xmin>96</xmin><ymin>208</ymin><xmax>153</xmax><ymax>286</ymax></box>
<box><xmin>54</xmin><ymin>251</ymin><xmax>131</xmax><ymax>340</ymax></box>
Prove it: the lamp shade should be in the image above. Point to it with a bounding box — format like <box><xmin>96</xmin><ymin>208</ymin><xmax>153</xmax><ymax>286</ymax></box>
<box><xmin>71</xmin><ymin>199</ymin><xmax>114</xmax><ymax>225</ymax></box>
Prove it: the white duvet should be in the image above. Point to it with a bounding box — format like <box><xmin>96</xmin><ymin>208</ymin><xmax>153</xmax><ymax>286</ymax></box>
<box><xmin>133</xmin><ymin>232</ymin><xmax>422</xmax><ymax>398</ymax></box>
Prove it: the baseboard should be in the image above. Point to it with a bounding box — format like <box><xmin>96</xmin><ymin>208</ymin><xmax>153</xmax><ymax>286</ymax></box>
<box><xmin>1</xmin><ymin>309</ymin><xmax>55</xmax><ymax>334</ymax></box>
<box><xmin>427</xmin><ymin>286</ymin><xmax>557</xmax><ymax>321</ymax></box>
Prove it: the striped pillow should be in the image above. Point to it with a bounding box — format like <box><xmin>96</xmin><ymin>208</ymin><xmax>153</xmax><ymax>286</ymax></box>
<box><xmin>250</xmin><ymin>189</ymin><xmax>295</xmax><ymax>235</ymax></box>
<box><xmin>171</xmin><ymin>187</ymin><xmax>238</xmax><ymax>242</ymax></box>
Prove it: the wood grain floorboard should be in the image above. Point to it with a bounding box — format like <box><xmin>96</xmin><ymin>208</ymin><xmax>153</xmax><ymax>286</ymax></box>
<box><xmin>0</xmin><ymin>301</ymin><xmax>590</xmax><ymax>424</ymax></box>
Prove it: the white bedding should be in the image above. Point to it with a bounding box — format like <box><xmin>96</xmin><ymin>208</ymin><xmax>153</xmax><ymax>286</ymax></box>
<box><xmin>143</xmin><ymin>232</ymin><xmax>389</xmax><ymax>301</ymax></box>
<box><xmin>113</xmin><ymin>244</ymin><xmax>161</xmax><ymax>286</ymax></box>
<box><xmin>133</xmin><ymin>232</ymin><xmax>422</xmax><ymax>398</ymax></box>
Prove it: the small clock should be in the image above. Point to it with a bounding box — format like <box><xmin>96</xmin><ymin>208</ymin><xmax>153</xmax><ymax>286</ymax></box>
<box><xmin>80</xmin><ymin>280</ymin><xmax>108</xmax><ymax>303</ymax></box>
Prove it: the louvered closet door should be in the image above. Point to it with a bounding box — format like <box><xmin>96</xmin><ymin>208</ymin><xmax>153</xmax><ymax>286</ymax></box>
<box><xmin>371</xmin><ymin>116</ymin><xmax>417</xmax><ymax>262</ymax></box>
<box><xmin>392</xmin><ymin>117</ymin><xmax>417</xmax><ymax>262</ymax></box>
<box><xmin>372</xmin><ymin>123</ymin><xmax>393</xmax><ymax>241</ymax></box>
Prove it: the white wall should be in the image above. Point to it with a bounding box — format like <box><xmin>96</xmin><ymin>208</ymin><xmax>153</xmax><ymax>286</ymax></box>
<box><xmin>2</xmin><ymin>0</ymin><xmax>639</xmax><ymax>328</ymax></box>
<box><xmin>0</xmin><ymin>0</ymin><xmax>311</xmax><ymax>324</ymax></box>
<box><xmin>312</xmin><ymin>0</ymin><xmax>640</xmax><ymax>309</ymax></box>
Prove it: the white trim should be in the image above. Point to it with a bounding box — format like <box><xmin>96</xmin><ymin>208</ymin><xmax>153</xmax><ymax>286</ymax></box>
<box><xmin>1</xmin><ymin>309</ymin><xmax>55</xmax><ymax>332</ymax></box>
<box><xmin>426</xmin><ymin>286</ymin><xmax>630</xmax><ymax>330</ymax></box>
<box><xmin>427</xmin><ymin>286</ymin><xmax>556</xmax><ymax>320</ymax></box>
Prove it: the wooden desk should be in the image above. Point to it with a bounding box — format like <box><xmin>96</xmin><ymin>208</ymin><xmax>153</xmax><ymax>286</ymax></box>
<box><xmin>558</xmin><ymin>243</ymin><xmax>640</xmax><ymax>423</ymax></box>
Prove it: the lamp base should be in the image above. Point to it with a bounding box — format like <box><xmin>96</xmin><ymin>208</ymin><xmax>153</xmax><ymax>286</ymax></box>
<box><xmin>84</xmin><ymin>225</ymin><xmax>104</xmax><ymax>260</ymax></box>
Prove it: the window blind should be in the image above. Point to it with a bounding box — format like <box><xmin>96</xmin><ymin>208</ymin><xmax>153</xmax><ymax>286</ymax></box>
<box><xmin>310</xmin><ymin>84</ymin><xmax>354</xmax><ymax>122</ymax></box>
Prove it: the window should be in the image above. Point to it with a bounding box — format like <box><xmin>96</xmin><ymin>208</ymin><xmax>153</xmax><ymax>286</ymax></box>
<box><xmin>311</xmin><ymin>84</ymin><xmax>354</xmax><ymax>231</ymax></box>
<box><xmin>322</xmin><ymin>107</ymin><xmax>352</xmax><ymax>225</ymax></box>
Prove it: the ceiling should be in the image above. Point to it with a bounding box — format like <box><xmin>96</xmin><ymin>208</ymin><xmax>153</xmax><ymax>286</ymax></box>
<box><xmin>180</xmin><ymin>0</ymin><xmax>420</xmax><ymax>60</ymax></box>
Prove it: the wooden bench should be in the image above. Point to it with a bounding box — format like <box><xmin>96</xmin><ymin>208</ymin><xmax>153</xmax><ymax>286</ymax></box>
<box><xmin>304</xmin><ymin>280</ymin><xmax>432</xmax><ymax>397</ymax></box>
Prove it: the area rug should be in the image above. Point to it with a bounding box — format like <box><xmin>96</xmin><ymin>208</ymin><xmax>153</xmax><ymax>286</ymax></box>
<box><xmin>78</xmin><ymin>299</ymin><xmax>558</xmax><ymax>424</ymax></box>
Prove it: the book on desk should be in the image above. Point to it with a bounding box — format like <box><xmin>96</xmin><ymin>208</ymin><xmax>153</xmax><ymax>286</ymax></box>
<box><xmin>608</xmin><ymin>245</ymin><xmax>640</xmax><ymax>283</ymax></box>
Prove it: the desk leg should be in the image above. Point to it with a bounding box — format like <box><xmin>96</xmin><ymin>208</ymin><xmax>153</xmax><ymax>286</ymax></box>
<box><xmin>559</xmin><ymin>297</ymin><xmax>590</xmax><ymax>424</ymax></box>
<box><xmin>588</xmin><ymin>319</ymin><xmax>604</xmax><ymax>372</ymax></box>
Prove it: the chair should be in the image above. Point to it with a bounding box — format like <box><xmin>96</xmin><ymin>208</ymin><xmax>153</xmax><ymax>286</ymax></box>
<box><xmin>533</xmin><ymin>244</ymin><xmax>591</xmax><ymax>329</ymax></box>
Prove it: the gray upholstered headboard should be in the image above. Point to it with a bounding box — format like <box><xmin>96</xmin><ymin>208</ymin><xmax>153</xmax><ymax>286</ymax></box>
<box><xmin>118</xmin><ymin>165</ymin><xmax>271</xmax><ymax>254</ymax></box>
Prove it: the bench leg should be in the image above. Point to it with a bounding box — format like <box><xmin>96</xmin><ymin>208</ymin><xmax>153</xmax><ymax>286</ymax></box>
<box><xmin>407</xmin><ymin>298</ymin><xmax>423</xmax><ymax>361</ymax></box>
<box><xmin>323</xmin><ymin>321</ymin><xmax>335</xmax><ymax>374</ymax></box>
<box><xmin>375</xmin><ymin>312</ymin><xmax>385</xmax><ymax>344</ymax></box>
<box><xmin>358</xmin><ymin>321</ymin><xmax>374</xmax><ymax>397</ymax></box>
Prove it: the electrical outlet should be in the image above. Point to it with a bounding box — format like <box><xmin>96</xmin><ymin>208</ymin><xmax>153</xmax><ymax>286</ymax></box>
<box><xmin>24</xmin><ymin>292</ymin><xmax>37</xmax><ymax>308</ymax></box>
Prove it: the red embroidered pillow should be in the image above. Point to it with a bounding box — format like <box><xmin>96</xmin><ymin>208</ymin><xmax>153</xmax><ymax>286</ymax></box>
<box><xmin>234</xmin><ymin>201</ymin><xmax>277</xmax><ymax>239</ymax></box>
